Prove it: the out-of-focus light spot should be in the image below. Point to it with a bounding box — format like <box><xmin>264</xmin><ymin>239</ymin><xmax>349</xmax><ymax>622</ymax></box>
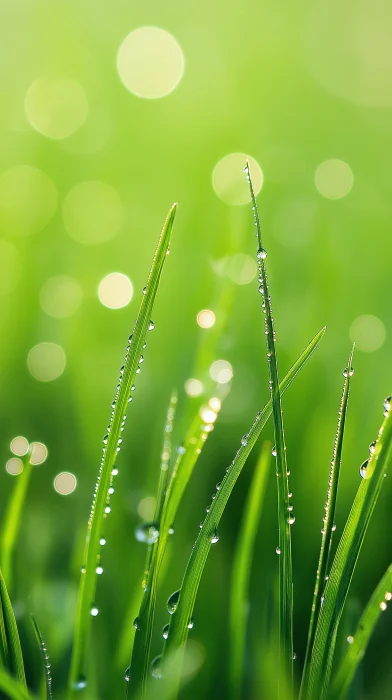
<box><xmin>40</xmin><ymin>275</ymin><xmax>83</xmax><ymax>319</ymax></box>
<box><xmin>197</xmin><ymin>309</ymin><xmax>215</xmax><ymax>329</ymax></box>
<box><xmin>350</xmin><ymin>315</ymin><xmax>386</xmax><ymax>352</ymax></box>
<box><xmin>62</xmin><ymin>181</ymin><xmax>124</xmax><ymax>245</ymax></box>
<box><xmin>0</xmin><ymin>165</ymin><xmax>57</xmax><ymax>237</ymax></box>
<box><xmin>305</xmin><ymin>0</ymin><xmax>392</xmax><ymax>108</ymax></box>
<box><xmin>6</xmin><ymin>458</ymin><xmax>23</xmax><ymax>475</ymax></box>
<box><xmin>226</xmin><ymin>254</ymin><xmax>257</xmax><ymax>285</ymax></box>
<box><xmin>24</xmin><ymin>76</ymin><xmax>88</xmax><ymax>139</ymax></box>
<box><xmin>182</xmin><ymin>639</ymin><xmax>206</xmax><ymax>679</ymax></box>
<box><xmin>54</xmin><ymin>472</ymin><xmax>77</xmax><ymax>495</ymax></box>
<box><xmin>98</xmin><ymin>273</ymin><xmax>133</xmax><ymax>309</ymax></box>
<box><xmin>27</xmin><ymin>342</ymin><xmax>66</xmax><ymax>382</ymax></box>
<box><xmin>184</xmin><ymin>379</ymin><xmax>203</xmax><ymax>397</ymax></box>
<box><xmin>117</xmin><ymin>26</ymin><xmax>185</xmax><ymax>99</ymax></box>
<box><xmin>209</xmin><ymin>397</ymin><xmax>221</xmax><ymax>412</ymax></box>
<box><xmin>315</xmin><ymin>159</ymin><xmax>353</xmax><ymax>200</ymax></box>
<box><xmin>30</xmin><ymin>442</ymin><xmax>48</xmax><ymax>465</ymax></box>
<box><xmin>0</xmin><ymin>239</ymin><xmax>20</xmax><ymax>296</ymax></box>
<box><xmin>137</xmin><ymin>496</ymin><xmax>156</xmax><ymax>520</ymax></box>
<box><xmin>209</xmin><ymin>360</ymin><xmax>233</xmax><ymax>384</ymax></box>
<box><xmin>200</xmin><ymin>407</ymin><xmax>218</xmax><ymax>424</ymax></box>
<box><xmin>212</xmin><ymin>154</ymin><xmax>263</xmax><ymax>206</ymax></box>
<box><xmin>10</xmin><ymin>436</ymin><xmax>29</xmax><ymax>456</ymax></box>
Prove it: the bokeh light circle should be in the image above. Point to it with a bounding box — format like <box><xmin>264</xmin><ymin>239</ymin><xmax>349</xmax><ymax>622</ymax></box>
<box><xmin>315</xmin><ymin>159</ymin><xmax>354</xmax><ymax>200</ymax></box>
<box><xmin>184</xmin><ymin>379</ymin><xmax>203</xmax><ymax>397</ymax></box>
<box><xmin>40</xmin><ymin>275</ymin><xmax>83</xmax><ymax>319</ymax></box>
<box><xmin>137</xmin><ymin>496</ymin><xmax>156</xmax><ymax>520</ymax></box>
<box><xmin>27</xmin><ymin>343</ymin><xmax>66</xmax><ymax>382</ymax></box>
<box><xmin>0</xmin><ymin>165</ymin><xmax>57</xmax><ymax>237</ymax></box>
<box><xmin>212</xmin><ymin>154</ymin><xmax>263</xmax><ymax>205</ymax></box>
<box><xmin>25</xmin><ymin>76</ymin><xmax>89</xmax><ymax>139</ymax></box>
<box><xmin>197</xmin><ymin>309</ymin><xmax>215</xmax><ymax>329</ymax></box>
<box><xmin>30</xmin><ymin>442</ymin><xmax>48</xmax><ymax>465</ymax></box>
<box><xmin>10</xmin><ymin>436</ymin><xmax>29</xmax><ymax>456</ymax></box>
<box><xmin>98</xmin><ymin>273</ymin><xmax>133</xmax><ymax>309</ymax></box>
<box><xmin>6</xmin><ymin>458</ymin><xmax>23</xmax><ymax>475</ymax></box>
<box><xmin>54</xmin><ymin>472</ymin><xmax>77</xmax><ymax>495</ymax></box>
<box><xmin>349</xmin><ymin>315</ymin><xmax>386</xmax><ymax>352</ymax></box>
<box><xmin>209</xmin><ymin>360</ymin><xmax>233</xmax><ymax>384</ymax></box>
<box><xmin>226</xmin><ymin>254</ymin><xmax>257</xmax><ymax>285</ymax></box>
<box><xmin>117</xmin><ymin>26</ymin><xmax>185</xmax><ymax>99</ymax></box>
<box><xmin>62</xmin><ymin>181</ymin><xmax>124</xmax><ymax>245</ymax></box>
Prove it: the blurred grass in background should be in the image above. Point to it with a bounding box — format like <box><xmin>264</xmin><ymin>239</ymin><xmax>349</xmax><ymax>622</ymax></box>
<box><xmin>0</xmin><ymin>0</ymin><xmax>391</xmax><ymax>698</ymax></box>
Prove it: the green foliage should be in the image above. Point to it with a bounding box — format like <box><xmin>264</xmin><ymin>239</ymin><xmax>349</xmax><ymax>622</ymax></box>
<box><xmin>30</xmin><ymin>615</ymin><xmax>52</xmax><ymax>700</ymax></box>
<box><xmin>0</xmin><ymin>569</ymin><xmax>26</xmax><ymax>687</ymax></box>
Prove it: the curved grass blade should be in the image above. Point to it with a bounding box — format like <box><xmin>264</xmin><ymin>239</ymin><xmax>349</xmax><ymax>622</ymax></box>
<box><xmin>245</xmin><ymin>162</ymin><xmax>293</xmax><ymax>687</ymax></box>
<box><xmin>1</xmin><ymin>450</ymin><xmax>33</xmax><ymax>590</ymax></box>
<box><xmin>0</xmin><ymin>569</ymin><xmax>26</xmax><ymax>686</ymax></box>
<box><xmin>160</xmin><ymin>327</ymin><xmax>325</xmax><ymax>697</ymax></box>
<box><xmin>0</xmin><ymin>668</ymin><xmax>36</xmax><ymax>700</ymax></box>
<box><xmin>127</xmin><ymin>392</ymin><xmax>178</xmax><ymax>698</ymax></box>
<box><xmin>332</xmin><ymin>563</ymin><xmax>392</xmax><ymax>700</ymax></box>
<box><xmin>299</xmin><ymin>346</ymin><xmax>354</xmax><ymax>698</ymax></box>
<box><xmin>67</xmin><ymin>203</ymin><xmax>177</xmax><ymax>696</ymax></box>
<box><xmin>229</xmin><ymin>440</ymin><xmax>271</xmax><ymax>700</ymax></box>
<box><xmin>30</xmin><ymin>615</ymin><xmax>52</xmax><ymax>700</ymax></box>
<box><xmin>304</xmin><ymin>395</ymin><xmax>392</xmax><ymax>699</ymax></box>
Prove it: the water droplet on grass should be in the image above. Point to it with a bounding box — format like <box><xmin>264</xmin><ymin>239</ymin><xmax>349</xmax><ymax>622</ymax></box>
<box><xmin>167</xmin><ymin>589</ymin><xmax>180</xmax><ymax>614</ymax></box>
<box><xmin>148</xmin><ymin>320</ymin><xmax>155</xmax><ymax>331</ymax></box>
<box><xmin>90</xmin><ymin>606</ymin><xmax>99</xmax><ymax>617</ymax></box>
<box><xmin>135</xmin><ymin>522</ymin><xmax>159</xmax><ymax>544</ymax></box>
<box><xmin>257</xmin><ymin>247</ymin><xmax>267</xmax><ymax>260</ymax></box>
<box><xmin>369</xmin><ymin>441</ymin><xmax>377</xmax><ymax>455</ymax></box>
<box><xmin>73</xmin><ymin>675</ymin><xmax>87</xmax><ymax>689</ymax></box>
<box><xmin>343</xmin><ymin>367</ymin><xmax>354</xmax><ymax>378</ymax></box>
<box><xmin>347</xmin><ymin>636</ymin><xmax>354</xmax><ymax>644</ymax></box>
<box><xmin>272</xmin><ymin>445</ymin><xmax>277</xmax><ymax>457</ymax></box>
<box><xmin>151</xmin><ymin>656</ymin><xmax>162</xmax><ymax>679</ymax></box>
<box><xmin>210</xmin><ymin>529</ymin><xmax>219</xmax><ymax>544</ymax></box>
<box><xmin>380</xmin><ymin>601</ymin><xmax>387</xmax><ymax>611</ymax></box>
<box><xmin>241</xmin><ymin>435</ymin><xmax>248</xmax><ymax>446</ymax></box>
<box><xmin>360</xmin><ymin>460</ymin><xmax>369</xmax><ymax>479</ymax></box>
<box><xmin>162</xmin><ymin>624</ymin><xmax>169</xmax><ymax>639</ymax></box>
<box><xmin>124</xmin><ymin>666</ymin><xmax>130</xmax><ymax>682</ymax></box>
<box><xmin>100</xmin><ymin>537</ymin><xmax>106</xmax><ymax>546</ymax></box>
<box><xmin>133</xmin><ymin>617</ymin><xmax>140</xmax><ymax>630</ymax></box>
<box><xmin>188</xmin><ymin>617</ymin><xmax>194</xmax><ymax>629</ymax></box>
<box><xmin>276</xmin><ymin>546</ymin><xmax>281</xmax><ymax>555</ymax></box>
<box><xmin>96</xmin><ymin>566</ymin><xmax>103</xmax><ymax>575</ymax></box>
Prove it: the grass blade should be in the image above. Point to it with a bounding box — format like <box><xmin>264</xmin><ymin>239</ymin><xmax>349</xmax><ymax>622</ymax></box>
<box><xmin>299</xmin><ymin>346</ymin><xmax>354</xmax><ymax>697</ymax></box>
<box><xmin>245</xmin><ymin>162</ymin><xmax>293</xmax><ymax>686</ymax></box>
<box><xmin>127</xmin><ymin>391</ymin><xmax>178</xmax><ymax>698</ymax></box>
<box><xmin>0</xmin><ymin>570</ymin><xmax>26</xmax><ymax>686</ymax></box>
<box><xmin>0</xmin><ymin>668</ymin><xmax>36</xmax><ymax>700</ymax></box>
<box><xmin>67</xmin><ymin>203</ymin><xmax>177</xmax><ymax>696</ymax></box>
<box><xmin>304</xmin><ymin>395</ymin><xmax>392</xmax><ymax>699</ymax></box>
<box><xmin>332</xmin><ymin>563</ymin><xmax>392</xmax><ymax>699</ymax></box>
<box><xmin>229</xmin><ymin>440</ymin><xmax>271</xmax><ymax>700</ymax></box>
<box><xmin>1</xmin><ymin>452</ymin><xmax>33</xmax><ymax>590</ymax></box>
<box><xmin>160</xmin><ymin>326</ymin><xmax>325</xmax><ymax>697</ymax></box>
<box><xmin>30</xmin><ymin>615</ymin><xmax>52</xmax><ymax>700</ymax></box>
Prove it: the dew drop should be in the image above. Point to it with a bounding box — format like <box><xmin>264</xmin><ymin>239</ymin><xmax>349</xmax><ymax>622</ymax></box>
<box><xmin>343</xmin><ymin>367</ymin><xmax>354</xmax><ymax>378</ymax></box>
<box><xmin>73</xmin><ymin>675</ymin><xmax>87</xmax><ymax>690</ymax></box>
<box><xmin>257</xmin><ymin>247</ymin><xmax>267</xmax><ymax>260</ymax></box>
<box><xmin>167</xmin><ymin>589</ymin><xmax>180</xmax><ymax>614</ymax></box>
<box><xmin>133</xmin><ymin>617</ymin><xmax>140</xmax><ymax>630</ymax></box>
<box><xmin>216</xmin><ymin>482</ymin><xmax>222</xmax><ymax>491</ymax></box>
<box><xmin>369</xmin><ymin>441</ymin><xmax>377</xmax><ymax>455</ymax></box>
<box><xmin>90</xmin><ymin>606</ymin><xmax>99</xmax><ymax>617</ymax></box>
<box><xmin>276</xmin><ymin>546</ymin><xmax>281</xmax><ymax>555</ymax></box>
<box><xmin>112</xmin><ymin>468</ymin><xmax>119</xmax><ymax>476</ymax></box>
<box><xmin>148</xmin><ymin>320</ymin><xmax>155</xmax><ymax>331</ymax></box>
<box><xmin>380</xmin><ymin>601</ymin><xmax>387</xmax><ymax>611</ymax></box>
<box><xmin>102</xmin><ymin>434</ymin><xmax>108</xmax><ymax>445</ymax></box>
<box><xmin>135</xmin><ymin>522</ymin><xmax>159</xmax><ymax>545</ymax></box>
<box><xmin>142</xmin><ymin>286</ymin><xmax>147</xmax><ymax>295</ymax></box>
<box><xmin>360</xmin><ymin>459</ymin><xmax>369</xmax><ymax>479</ymax></box>
<box><xmin>96</xmin><ymin>566</ymin><xmax>103</xmax><ymax>575</ymax></box>
<box><xmin>187</xmin><ymin>617</ymin><xmax>194</xmax><ymax>629</ymax></box>
<box><xmin>168</xmin><ymin>527</ymin><xmax>174</xmax><ymax>535</ymax></box>
<box><xmin>124</xmin><ymin>666</ymin><xmax>130</xmax><ymax>682</ymax></box>
<box><xmin>210</xmin><ymin>529</ymin><xmax>219</xmax><ymax>544</ymax></box>
<box><xmin>241</xmin><ymin>435</ymin><xmax>248</xmax><ymax>447</ymax></box>
<box><xmin>272</xmin><ymin>445</ymin><xmax>277</xmax><ymax>457</ymax></box>
<box><xmin>100</xmin><ymin>537</ymin><xmax>106</xmax><ymax>546</ymax></box>
<box><xmin>104</xmin><ymin>506</ymin><xmax>111</xmax><ymax>514</ymax></box>
<box><xmin>287</xmin><ymin>515</ymin><xmax>296</xmax><ymax>525</ymax></box>
<box><xmin>292</xmin><ymin>652</ymin><xmax>297</xmax><ymax>660</ymax></box>
<box><xmin>162</xmin><ymin>624</ymin><xmax>169</xmax><ymax>639</ymax></box>
<box><xmin>151</xmin><ymin>656</ymin><xmax>162</xmax><ymax>679</ymax></box>
<box><xmin>347</xmin><ymin>635</ymin><xmax>354</xmax><ymax>644</ymax></box>
<box><xmin>80</xmin><ymin>566</ymin><xmax>86</xmax><ymax>574</ymax></box>
<box><xmin>177</xmin><ymin>445</ymin><xmax>186</xmax><ymax>455</ymax></box>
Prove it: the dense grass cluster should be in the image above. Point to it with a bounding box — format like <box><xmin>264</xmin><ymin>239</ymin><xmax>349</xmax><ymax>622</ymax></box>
<box><xmin>0</xmin><ymin>170</ymin><xmax>391</xmax><ymax>700</ymax></box>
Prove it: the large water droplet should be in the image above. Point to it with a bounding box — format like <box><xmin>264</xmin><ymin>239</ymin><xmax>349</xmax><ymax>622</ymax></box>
<box><xmin>380</xmin><ymin>601</ymin><xmax>387</xmax><ymax>611</ymax></box>
<box><xmin>241</xmin><ymin>435</ymin><xmax>248</xmax><ymax>447</ymax></box>
<box><xmin>133</xmin><ymin>617</ymin><xmax>140</xmax><ymax>630</ymax></box>
<box><xmin>148</xmin><ymin>320</ymin><xmax>155</xmax><ymax>331</ymax></box>
<box><xmin>100</xmin><ymin>537</ymin><xmax>106</xmax><ymax>546</ymax></box>
<box><xmin>347</xmin><ymin>635</ymin><xmax>354</xmax><ymax>645</ymax></box>
<box><xmin>96</xmin><ymin>566</ymin><xmax>103</xmax><ymax>575</ymax></box>
<box><xmin>343</xmin><ymin>367</ymin><xmax>354</xmax><ymax>378</ymax></box>
<box><xmin>276</xmin><ymin>546</ymin><xmax>281</xmax><ymax>555</ymax></box>
<box><xmin>384</xmin><ymin>395</ymin><xmax>391</xmax><ymax>412</ymax></box>
<box><xmin>369</xmin><ymin>441</ymin><xmax>377</xmax><ymax>455</ymax></box>
<box><xmin>135</xmin><ymin>522</ymin><xmax>159</xmax><ymax>544</ymax></box>
<box><xmin>162</xmin><ymin>624</ymin><xmax>169</xmax><ymax>639</ymax></box>
<box><xmin>257</xmin><ymin>247</ymin><xmax>267</xmax><ymax>260</ymax></box>
<box><xmin>124</xmin><ymin>666</ymin><xmax>130</xmax><ymax>682</ymax></box>
<box><xmin>210</xmin><ymin>529</ymin><xmax>219</xmax><ymax>544</ymax></box>
<box><xmin>90</xmin><ymin>606</ymin><xmax>99</xmax><ymax>617</ymax></box>
<box><xmin>167</xmin><ymin>589</ymin><xmax>180</xmax><ymax>614</ymax></box>
<box><xmin>73</xmin><ymin>675</ymin><xmax>87</xmax><ymax>690</ymax></box>
<box><xmin>360</xmin><ymin>459</ymin><xmax>369</xmax><ymax>479</ymax></box>
<box><xmin>151</xmin><ymin>656</ymin><xmax>162</xmax><ymax>679</ymax></box>
<box><xmin>287</xmin><ymin>515</ymin><xmax>296</xmax><ymax>525</ymax></box>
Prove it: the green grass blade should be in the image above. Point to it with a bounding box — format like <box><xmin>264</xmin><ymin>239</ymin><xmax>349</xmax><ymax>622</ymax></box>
<box><xmin>229</xmin><ymin>440</ymin><xmax>271</xmax><ymax>700</ymax></box>
<box><xmin>1</xmin><ymin>453</ymin><xmax>33</xmax><ymax>590</ymax></box>
<box><xmin>245</xmin><ymin>162</ymin><xmax>293</xmax><ymax>685</ymax></box>
<box><xmin>67</xmin><ymin>203</ymin><xmax>177</xmax><ymax>696</ymax></box>
<box><xmin>160</xmin><ymin>326</ymin><xmax>325</xmax><ymax>697</ymax></box>
<box><xmin>30</xmin><ymin>615</ymin><xmax>52</xmax><ymax>700</ymax></box>
<box><xmin>304</xmin><ymin>396</ymin><xmax>392</xmax><ymax>699</ymax></box>
<box><xmin>0</xmin><ymin>570</ymin><xmax>26</xmax><ymax>686</ymax></box>
<box><xmin>0</xmin><ymin>668</ymin><xmax>36</xmax><ymax>700</ymax></box>
<box><xmin>299</xmin><ymin>346</ymin><xmax>354</xmax><ymax>697</ymax></box>
<box><xmin>332</xmin><ymin>563</ymin><xmax>392</xmax><ymax>700</ymax></box>
<box><xmin>127</xmin><ymin>392</ymin><xmax>178</xmax><ymax>698</ymax></box>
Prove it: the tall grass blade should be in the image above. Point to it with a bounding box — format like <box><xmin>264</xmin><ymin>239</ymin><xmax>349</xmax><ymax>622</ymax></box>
<box><xmin>127</xmin><ymin>391</ymin><xmax>178</xmax><ymax>698</ymax></box>
<box><xmin>229</xmin><ymin>440</ymin><xmax>271</xmax><ymax>700</ymax></box>
<box><xmin>304</xmin><ymin>395</ymin><xmax>392</xmax><ymax>699</ymax></box>
<box><xmin>1</xmin><ymin>452</ymin><xmax>33</xmax><ymax>590</ymax></box>
<box><xmin>0</xmin><ymin>569</ymin><xmax>26</xmax><ymax>686</ymax></box>
<box><xmin>160</xmin><ymin>327</ymin><xmax>325</xmax><ymax>697</ymax></box>
<box><xmin>0</xmin><ymin>668</ymin><xmax>36</xmax><ymax>700</ymax></box>
<box><xmin>67</xmin><ymin>203</ymin><xmax>177</xmax><ymax>696</ymax></box>
<box><xmin>332</xmin><ymin>563</ymin><xmax>392</xmax><ymax>700</ymax></box>
<box><xmin>245</xmin><ymin>162</ymin><xmax>293</xmax><ymax>686</ymax></box>
<box><xmin>299</xmin><ymin>346</ymin><xmax>354</xmax><ymax>697</ymax></box>
<box><xmin>30</xmin><ymin>615</ymin><xmax>52</xmax><ymax>700</ymax></box>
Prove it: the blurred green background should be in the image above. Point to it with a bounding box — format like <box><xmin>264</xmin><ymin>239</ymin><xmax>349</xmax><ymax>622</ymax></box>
<box><xmin>0</xmin><ymin>1</ymin><xmax>391</xmax><ymax>698</ymax></box>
